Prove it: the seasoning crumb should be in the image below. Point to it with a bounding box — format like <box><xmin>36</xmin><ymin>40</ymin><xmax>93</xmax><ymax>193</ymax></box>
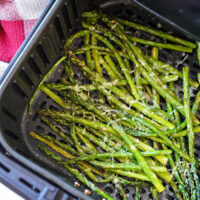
<box><xmin>74</xmin><ymin>181</ymin><xmax>80</xmax><ymax>187</ymax></box>
<box><xmin>85</xmin><ymin>189</ymin><xmax>92</xmax><ymax>195</ymax></box>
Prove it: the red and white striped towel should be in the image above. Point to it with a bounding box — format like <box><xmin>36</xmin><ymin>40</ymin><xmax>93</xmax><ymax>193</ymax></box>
<box><xmin>0</xmin><ymin>0</ymin><xmax>49</xmax><ymax>77</ymax></box>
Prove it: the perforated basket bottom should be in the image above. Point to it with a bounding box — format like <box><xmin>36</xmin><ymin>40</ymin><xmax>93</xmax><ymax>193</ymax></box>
<box><xmin>22</xmin><ymin>2</ymin><xmax>200</xmax><ymax>200</ymax></box>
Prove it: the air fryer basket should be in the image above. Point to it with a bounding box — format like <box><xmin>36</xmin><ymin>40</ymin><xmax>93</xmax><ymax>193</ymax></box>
<box><xmin>0</xmin><ymin>0</ymin><xmax>200</xmax><ymax>199</ymax></box>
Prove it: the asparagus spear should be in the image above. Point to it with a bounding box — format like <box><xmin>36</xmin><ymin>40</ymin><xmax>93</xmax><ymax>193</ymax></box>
<box><xmin>66</xmin><ymin>150</ymin><xmax>172</xmax><ymax>164</ymax></box>
<box><xmin>117</xmin><ymin>18</ymin><xmax>196</xmax><ymax>48</ymax></box>
<box><xmin>128</xmin><ymin>36</ymin><xmax>193</xmax><ymax>52</ymax></box>
<box><xmin>135</xmin><ymin>186</ymin><xmax>140</xmax><ymax>200</ymax></box>
<box><xmin>151</xmin><ymin>47</ymin><xmax>160</xmax><ymax>109</ymax></box>
<box><xmin>192</xmin><ymin>90</ymin><xmax>200</xmax><ymax>116</ymax></box>
<box><xmin>146</xmin><ymin>56</ymin><xmax>199</xmax><ymax>89</ymax></box>
<box><xmin>115</xmin><ymin>183</ymin><xmax>127</xmax><ymax>200</ymax></box>
<box><xmin>197</xmin><ymin>42</ymin><xmax>200</xmax><ymax>64</ymax></box>
<box><xmin>198</xmin><ymin>73</ymin><xmax>200</xmax><ymax>84</ymax></box>
<box><xmin>28</xmin><ymin>56</ymin><xmax>67</xmax><ymax>113</ymax></box>
<box><xmin>183</xmin><ymin>67</ymin><xmax>195</xmax><ymax>159</ymax></box>
<box><xmin>39</xmin><ymin>146</ymin><xmax>114</xmax><ymax>200</ymax></box>
<box><xmin>41</xmin><ymin>116</ymin><xmax>73</xmax><ymax>145</ymax></box>
<box><xmin>183</xmin><ymin>67</ymin><xmax>200</xmax><ymax>198</ymax></box>
<box><xmin>91</xmin><ymin>34</ymin><xmax>102</xmax><ymax>74</ymax></box>
<box><xmin>84</xmin><ymin>33</ymin><xmax>94</xmax><ymax>69</ymax></box>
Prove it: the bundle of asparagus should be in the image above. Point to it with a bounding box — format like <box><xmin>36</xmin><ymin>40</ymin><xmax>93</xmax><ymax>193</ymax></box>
<box><xmin>29</xmin><ymin>11</ymin><xmax>200</xmax><ymax>200</ymax></box>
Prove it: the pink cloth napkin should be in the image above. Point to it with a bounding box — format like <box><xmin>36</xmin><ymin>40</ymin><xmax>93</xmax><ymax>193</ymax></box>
<box><xmin>0</xmin><ymin>0</ymin><xmax>49</xmax><ymax>76</ymax></box>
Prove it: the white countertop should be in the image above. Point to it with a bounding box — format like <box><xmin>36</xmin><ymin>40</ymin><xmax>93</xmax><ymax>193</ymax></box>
<box><xmin>0</xmin><ymin>182</ymin><xmax>24</xmax><ymax>200</ymax></box>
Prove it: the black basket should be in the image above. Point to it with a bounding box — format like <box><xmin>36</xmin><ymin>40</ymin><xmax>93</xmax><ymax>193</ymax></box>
<box><xmin>0</xmin><ymin>143</ymin><xmax>77</xmax><ymax>200</ymax></box>
<box><xmin>0</xmin><ymin>0</ymin><xmax>200</xmax><ymax>200</ymax></box>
